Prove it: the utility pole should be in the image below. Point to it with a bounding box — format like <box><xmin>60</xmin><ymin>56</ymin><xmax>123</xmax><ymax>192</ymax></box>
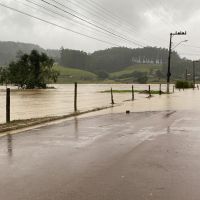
<box><xmin>167</xmin><ymin>33</ymin><xmax>173</xmax><ymax>94</ymax></box>
<box><xmin>193</xmin><ymin>61</ymin><xmax>195</xmax><ymax>87</ymax></box>
<box><xmin>185</xmin><ymin>68</ymin><xmax>188</xmax><ymax>81</ymax></box>
<box><xmin>167</xmin><ymin>31</ymin><xmax>187</xmax><ymax>93</ymax></box>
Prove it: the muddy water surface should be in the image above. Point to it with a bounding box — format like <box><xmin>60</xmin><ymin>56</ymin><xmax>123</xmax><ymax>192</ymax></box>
<box><xmin>0</xmin><ymin>84</ymin><xmax>198</xmax><ymax>123</ymax></box>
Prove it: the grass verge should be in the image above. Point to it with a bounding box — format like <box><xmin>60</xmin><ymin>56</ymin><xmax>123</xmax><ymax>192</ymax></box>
<box><xmin>0</xmin><ymin>106</ymin><xmax>113</xmax><ymax>135</ymax></box>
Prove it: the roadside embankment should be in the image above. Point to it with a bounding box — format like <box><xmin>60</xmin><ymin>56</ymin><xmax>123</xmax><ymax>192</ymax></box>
<box><xmin>0</xmin><ymin>106</ymin><xmax>113</xmax><ymax>135</ymax></box>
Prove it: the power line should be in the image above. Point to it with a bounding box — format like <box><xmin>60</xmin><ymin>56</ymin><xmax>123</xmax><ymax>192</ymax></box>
<box><xmin>0</xmin><ymin>2</ymin><xmax>123</xmax><ymax>47</ymax></box>
<box><xmin>59</xmin><ymin>0</ymin><xmax>150</xmax><ymax>46</ymax></box>
<box><xmin>83</xmin><ymin>0</ymin><xmax>139</xmax><ymax>32</ymax></box>
<box><xmin>49</xmin><ymin>0</ymin><xmax>148</xmax><ymax>46</ymax></box>
<box><xmin>78</xmin><ymin>0</ymin><xmax>168</xmax><ymax>46</ymax></box>
<box><xmin>23</xmin><ymin>0</ymin><xmax>128</xmax><ymax>45</ymax></box>
<box><xmin>15</xmin><ymin>0</ymin><xmax>150</xmax><ymax>47</ymax></box>
<box><xmin>39</xmin><ymin>0</ymin><xmax>145</xmax><ymax>47</ymax></box>
<box><xmin>0</xmin><ymin>0</ymin><xmax>172</xmax><ymax>50</ymax></box>
<box><xmin>63</xmin><ymin>0</ymin><xmax>125</xmax><ymax>31</ymax></box>
<box><xmin>16</xmin><ymin>0</ymin><xmax>63</xmax><ymax>19</ymax></box>
<box><xmin>22</xmin><ymin>0</ymin><xmax>152</xmax><ymax>47</ymax></box>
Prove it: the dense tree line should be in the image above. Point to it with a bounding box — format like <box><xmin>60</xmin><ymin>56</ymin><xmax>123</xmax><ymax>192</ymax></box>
<box><xmin>59</xmin><ymin>47</ymin><xmax>181</xmax><ymax>73</ymax></box>
<box><xmin>60</xmin><ymin>48</ymin><xmax>88</xmax><ymax>70</ymax></box>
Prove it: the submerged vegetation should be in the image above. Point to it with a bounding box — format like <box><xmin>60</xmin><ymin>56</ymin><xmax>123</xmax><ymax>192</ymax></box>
<box><xmin>175</xmin><ymin>80</ymin><xmax>194</xmax><ymax>89</ymax></box>
<box><xmin>101</xmin><ymin>89</ymin><xmax>166</xmax><ymax>94</ymax></box>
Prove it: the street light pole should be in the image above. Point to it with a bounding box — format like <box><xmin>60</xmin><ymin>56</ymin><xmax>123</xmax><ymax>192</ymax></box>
<box><xmin>193</xmin><ymin>61</ymin><xmax>195</xmax><ymax>87</ymax></box>
<box><xmin>167</xmin><ymin>31</ymin><xmax>187</xmax><ymax>93</ymax></box>
<box><xmin>167</xmin><ymin>33</ymin><xmax>173</xmax><ymax>94</ymax></box>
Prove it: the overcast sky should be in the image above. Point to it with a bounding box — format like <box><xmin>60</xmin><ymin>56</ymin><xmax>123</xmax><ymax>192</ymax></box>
<box><xmin>0</xmin><ymin>0</ymin><xmax>200</xmax><ymax>59</ymax></box>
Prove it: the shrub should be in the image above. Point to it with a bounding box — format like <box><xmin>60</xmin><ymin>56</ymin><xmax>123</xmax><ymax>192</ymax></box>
<box><xmin>175</xmin><ymin>80</ymin><xmax>194</xmax><ymax>89</ymax></box>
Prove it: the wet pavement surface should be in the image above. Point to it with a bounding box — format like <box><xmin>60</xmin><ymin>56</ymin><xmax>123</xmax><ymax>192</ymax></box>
<box><xmin>1</xmin><ymin>108</ymin><xmax>200</xmax><ymax>199</ymax></box>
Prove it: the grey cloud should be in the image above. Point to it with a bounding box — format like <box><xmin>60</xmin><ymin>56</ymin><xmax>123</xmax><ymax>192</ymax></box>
<box><xmin>0</xmin><ymin>0</ymin><xmax>199</xmax><ymax>59</ymax></box>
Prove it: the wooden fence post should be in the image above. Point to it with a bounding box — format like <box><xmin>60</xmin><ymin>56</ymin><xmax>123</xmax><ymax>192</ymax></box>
<box><xmin>132</xmin><ymin>85</ymin><xmax>134</xmax><ymax>101</ymax></box>
<box><xmin>148</xmin><ymin>85</ymin><xmax>151</xmax><ymax>97</ymax></box>
<box><xmin>159</xmin><ymin>84</ymin><xmax>162</xmax><ymax>95</ymax></box>
<box><xmin>74</xmin><ymin>82</ymin><xmax>77</xmax><ymax>112</ymax></box>
<box><xmin>6</xmin><ymin>88</ymin><xmax>10</xmax><ymax>123</ymax></box>
<box><xmin>111</xmin><ymin>88</ymin><xmax>114</xmax><ymax>105</ymax></box>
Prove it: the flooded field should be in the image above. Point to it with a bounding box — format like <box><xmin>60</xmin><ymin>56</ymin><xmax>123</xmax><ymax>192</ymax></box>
<box><xmin>0</xmin><ymin>84</ymin><xmax>199</xmax><ymax>124</ymax></box>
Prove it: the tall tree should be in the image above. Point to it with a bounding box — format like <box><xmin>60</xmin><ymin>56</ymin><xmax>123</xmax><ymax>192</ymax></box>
<box><xmin>7</xmin><ymin>50</ymin><xmax>59</xmax><ymax>89</ymax></box>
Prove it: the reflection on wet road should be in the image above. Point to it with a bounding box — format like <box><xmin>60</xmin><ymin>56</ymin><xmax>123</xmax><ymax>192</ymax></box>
<box><xmin>1</xmin><ymin>86</ymin><xmax>200</xmax><ymax>199</ymax></box>
<box><xmin>1</xmin><ymin>106</ymin><xmax>200</xmax><ymax>199</ymax></box>
<box><xmin>7</xmin><ymin>134</ymin><xmax>13</xmax><ymax>157</ymax></box>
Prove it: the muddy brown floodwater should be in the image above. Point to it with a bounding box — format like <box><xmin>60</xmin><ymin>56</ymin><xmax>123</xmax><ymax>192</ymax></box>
<box><xmin>0</xmin><ymin>83</ymin><xmax>196</xmax><ymax>124</ymax></box>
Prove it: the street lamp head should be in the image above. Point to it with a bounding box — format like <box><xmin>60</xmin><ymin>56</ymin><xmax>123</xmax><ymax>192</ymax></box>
<box><xmin>172</xmin><ymin>39</ymin><xmax>188</xmax><ymax>50</ymax></box>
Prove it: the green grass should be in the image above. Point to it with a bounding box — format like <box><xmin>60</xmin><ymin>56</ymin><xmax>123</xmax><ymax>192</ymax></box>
<box><xmin>101</xmin><ymin>90</ymin><xmax>166</xmax><ymax>94</ymax></box>
<box><xmin>53</xmin><ymin>64</ymin><xmax>163</xmax><ymax>84</ymax></box>
<box><xmin>110</xmin><ymin>64</ymin><xmax>162</xmax><ymax>78</ymax></box>
<box><xmin>53</xmin><ymin>64</ymin><xmax>97</xmax><ymax>83</ymax></box>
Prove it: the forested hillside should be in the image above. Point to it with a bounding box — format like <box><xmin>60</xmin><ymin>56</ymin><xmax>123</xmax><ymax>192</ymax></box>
<box><xmin>0</xmin><ymin>41</ymin><xmax>198</xmax><ymax>83</ymax></box>
<box><xmin>0</xmin><ymin>41</ymin><xmax>60</xmax><ymax>65</ymax></box>
<box><xmin>60</xmin><ymin>46</ymin><xmax>199</xmax><ymax>81</ymax></box>
<box><xmin>60</xmin><ymin>47</ymin><xmax>179</xmax><ymax>73</ymax></box>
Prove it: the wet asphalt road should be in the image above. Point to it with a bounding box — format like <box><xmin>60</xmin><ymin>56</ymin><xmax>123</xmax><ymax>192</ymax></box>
<box><xmin>1</xmin><ymin>110</ymin><xmax>200</xmax><ymax>199</ymax></box>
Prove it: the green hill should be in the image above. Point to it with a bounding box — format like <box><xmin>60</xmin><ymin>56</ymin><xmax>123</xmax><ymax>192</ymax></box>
<box><xmin>60</xmin><ymin>47</ymin><xmax>170</xmax><ymax>73</ymax></box>
<box><xmin>107</xmin><ymin>64</ymin><xmax>163</xmax><ymax>83</ymax></box>
<box><xmin>110</xmin><ymin>64</ymin><xmax>162</xmax><ymax>78</ymax></box>
<box><xmin>0</xmin><ymin>41</ymin><xmax>60</xmax><ymax>65</ymax></box>
<box><xmin>54</xmin><ymin>65</ymin><xmax>97</xmax><ymax>83</ymax></box>
<box><xmin>54</xmin><ymin>64</ymin><xmax>163</xmax><ymax>84</ymax></box>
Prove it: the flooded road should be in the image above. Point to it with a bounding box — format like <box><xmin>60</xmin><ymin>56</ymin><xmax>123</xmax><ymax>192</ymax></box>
<box><xmin>1</xmin><ymin>110</ymin><xmax>200</xmax><ymax>199</ymax></box>
<box><xmin>1</xmin><ymin>85</ymin><xmax>200</xmax><ymax>199</ymax></box>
